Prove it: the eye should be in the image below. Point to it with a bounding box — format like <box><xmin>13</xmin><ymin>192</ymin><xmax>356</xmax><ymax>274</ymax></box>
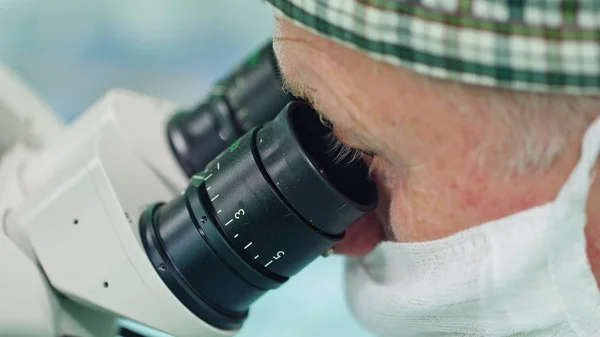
<box><xmin>317</xmin><ymin>113</ymin><xmax>375</xmax><ymax>163</ymax></box>
<box><xmin>324</xmin><ymin>132</ymin><xmax>364</xmax><ymax>165</ymax></box>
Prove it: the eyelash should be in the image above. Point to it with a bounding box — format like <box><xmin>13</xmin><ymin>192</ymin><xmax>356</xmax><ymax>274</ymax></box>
<box><xmin>324</xmin><ymin>132</ymin><xmax>366</xmax><ymax>165</ymax></box>
<box><xmin>317</xmin><ymin>113</ymin><xmax>373</xmax><ymax>165</ymax></box>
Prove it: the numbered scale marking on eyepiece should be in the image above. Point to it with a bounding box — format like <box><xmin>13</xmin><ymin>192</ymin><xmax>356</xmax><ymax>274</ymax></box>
<box><xmin>262</xmin><ymin>252</ymin><xmax>284</xmax><ymax>268</ymax></box>
<box><xmin>205</xmin><ymin>163</ymin><xmax>292</xmax><ymax>272</ymax></box>
<box><xmin>204</xmin><ymin>162</ymin><xmax>295</xmax><ymax>272</ymax></box>
<box><xmin>202</xmin><ymin>161</ymin><xmax>298</xmax><ymax>268</ymax></box>
<box><xmin>234</xmin><ymin>209</ymin><xmax>245</xmax><ymax>219</ymax></box>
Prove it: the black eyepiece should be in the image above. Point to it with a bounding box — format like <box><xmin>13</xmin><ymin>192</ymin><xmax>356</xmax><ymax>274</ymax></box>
<box><xmin>141</xmin><ymin>101</ymin><xmax>377</xmax><ymax>330</ymax></box>
<box><xmin>167</xmin><ymin>40</ymin><xmax>293</xmax><ymax>177</ymax></box>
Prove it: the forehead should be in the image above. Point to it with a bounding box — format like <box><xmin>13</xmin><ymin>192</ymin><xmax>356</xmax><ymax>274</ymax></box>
<box><xmin>274</xmin><ymin>23</ymin><xmax>365</xmax><ymax>114</ymax></box>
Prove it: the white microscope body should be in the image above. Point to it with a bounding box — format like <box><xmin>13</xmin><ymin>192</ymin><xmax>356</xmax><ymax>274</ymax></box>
<box><xmin>0</xmin><ymin>65</ymin><xmax>233</xmax><ymax>337</ymax></box>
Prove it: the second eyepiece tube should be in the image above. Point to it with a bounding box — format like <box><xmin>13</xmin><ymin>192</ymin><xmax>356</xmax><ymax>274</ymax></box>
<box><xmin>167</xmin><ymin>40</ymin><xmax>293</xmax><ymax>177</ymax></box>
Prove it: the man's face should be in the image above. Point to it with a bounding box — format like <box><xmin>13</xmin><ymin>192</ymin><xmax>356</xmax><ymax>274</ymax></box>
<box><xmin>273</xmin><ymin>18</ymin><xmax>585</xmax><ymax>255</ymax></box>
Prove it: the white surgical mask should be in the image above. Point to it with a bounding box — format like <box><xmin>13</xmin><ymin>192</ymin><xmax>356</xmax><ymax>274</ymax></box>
<box><xmin>346</xmin><ymin>117</ymin><xmax>600</xmax><ymax>337</ymax></box>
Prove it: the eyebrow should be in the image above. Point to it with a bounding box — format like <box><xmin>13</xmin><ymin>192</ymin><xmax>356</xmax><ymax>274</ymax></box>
<box><xmin>274</xmin><ymin>36</ymin><xmax>320</xmax><ymax>101</ymax></box>
<box><xmin>282</xmin><ymin>75</ymin><xmax>365</xmax><ymax>141</ymax></box>
<box><xmin>281</xmin><ymin>74</ymin><xmax>317</xmax><ymax>107</ymax></box>
<box><xmin>275</xmin><ymin>48</ymin><xmax>375</xmax><ymax>153</ymax></box>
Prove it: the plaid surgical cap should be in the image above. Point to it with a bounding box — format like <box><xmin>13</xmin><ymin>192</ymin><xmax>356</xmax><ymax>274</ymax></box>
<box><xmin>264</xmin><ymin>0</ymin><xmax>600</xmax><ymax>95</ymax></box>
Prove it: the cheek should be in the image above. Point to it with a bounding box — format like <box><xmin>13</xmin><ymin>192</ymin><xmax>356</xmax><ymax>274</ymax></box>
<box><xmin>368</xmin><ymin>158</ymin><xmax>408</xmax><ymax>238</ymax></box>
<box><xmin>387</xmin><ymin>180</ymin><xmax>439</xmax><ymax>242</ymax></box>
<box><xmin>369</xmin><ymin>157</ymin><xmax>400</xmax><ymax>199</ymax></box>
<box><xmin>374</xmin><ymin>157</ymin><xmax>467</xmax><ymax>242</ymax></box>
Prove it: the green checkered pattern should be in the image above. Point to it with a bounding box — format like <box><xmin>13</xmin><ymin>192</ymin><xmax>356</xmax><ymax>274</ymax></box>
<box><xmin>263</xmin><ymin>0</ymin><xmax>600</xmax><ymax>96</ymax></box>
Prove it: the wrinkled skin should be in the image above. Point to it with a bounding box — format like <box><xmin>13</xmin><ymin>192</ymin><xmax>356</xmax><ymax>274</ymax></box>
<box><xmin>273</xmin><ymin>18</ymin><xmax>600</xmax><ymax>284</ymax></box>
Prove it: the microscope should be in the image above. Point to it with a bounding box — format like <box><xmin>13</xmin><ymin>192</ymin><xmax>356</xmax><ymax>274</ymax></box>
<box><xmin>0</xmin><ymin>41</ymin><xmax>377</xmax><ymax>337</ymax></box>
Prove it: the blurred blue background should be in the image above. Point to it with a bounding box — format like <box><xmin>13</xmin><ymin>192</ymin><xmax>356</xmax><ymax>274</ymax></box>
<box><xmin>0</xmin><ymin>1</ymin><xmax>373</xmax><ymax>336</ymax></box>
